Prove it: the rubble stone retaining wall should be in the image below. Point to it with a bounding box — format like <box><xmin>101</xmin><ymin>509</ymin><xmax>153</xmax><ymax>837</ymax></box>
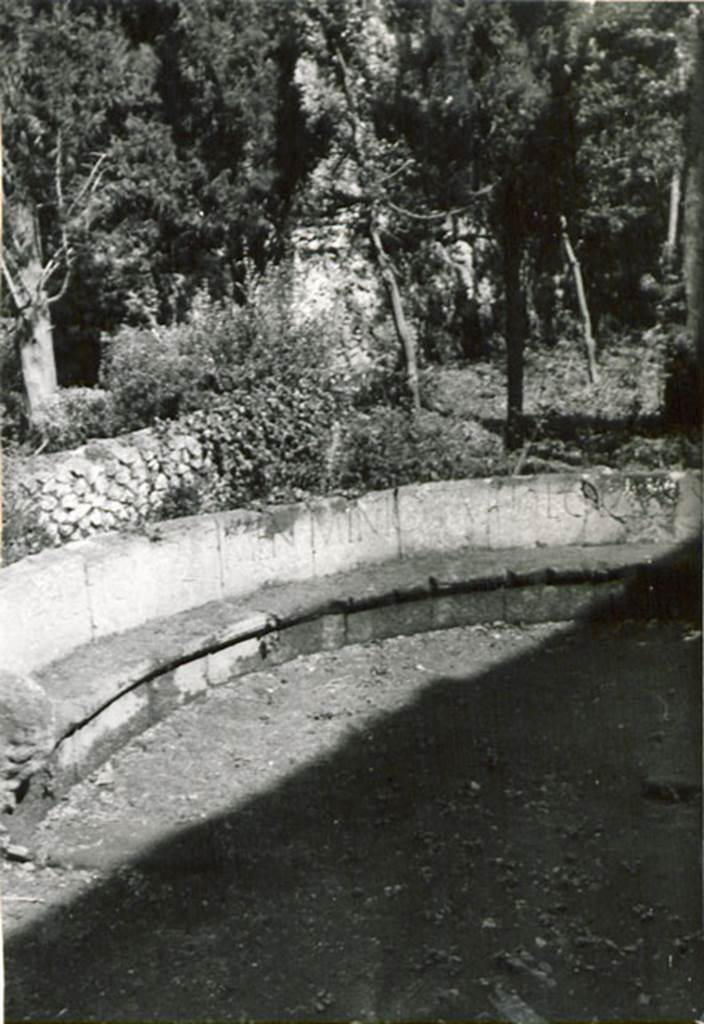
<box><xmin>9</xmin><ymin>428</ymin><xmax>213</xmax><ymax>547</ymax></box>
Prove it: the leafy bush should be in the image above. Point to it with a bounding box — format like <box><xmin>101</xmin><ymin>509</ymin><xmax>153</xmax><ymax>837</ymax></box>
<box><xmin>0</xmin><ymin>319</ymin><xmax>29</xmax><ymax>447</ymax></box>
<box><xmin>1</xmin><ymin>463</ymin><xmax>55</xmax><ymax>564</ymax></box>
<box><xmin>156</xmin><ymin>377</ymin><xmax>339</xmax><ymax>510</ymax></box>
<box><xmin>155</xmin><ymin>475</ymin><xmax>231</xmax><ymax>520</ymax></box>
<box><xmin>101</xmin><ymin>274</ymin><xmax>349</xmax><ymax>434</ymax></box>
<box><xmin>32</xmin><ymin>387</ymin><xmax>115</xmax><ymax>452</ymax></box>
<box><xmin>663</xmin><ymin>331</ymin><xmax>701</xmax><ymax>431</ymax></box>
<box><xmin>334</xmin><ymin>407</ymin><xmax>504</xmax><ymax>491</ymax></box>
<box><xmin>612</xmin><ymin>434</ymin><xmax>701</xmax><ymax>471</ymax></box>
<box><xmin>100</xmin><ymin>327</ymin><xmax>188</xmax><ymax>432</ymax></box>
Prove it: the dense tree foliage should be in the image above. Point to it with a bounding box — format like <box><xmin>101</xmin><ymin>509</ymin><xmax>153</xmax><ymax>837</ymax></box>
<box><xmin>0</xmin><ymin>0</ymin><xmax>698</xmax><ymax>445</ymax></box>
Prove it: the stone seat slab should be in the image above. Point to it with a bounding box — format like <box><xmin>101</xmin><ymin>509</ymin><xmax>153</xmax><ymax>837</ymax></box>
<box><xmin>36</xmin><ymin>540</ymin><xmax>677</xmax><ymax>737</ymax></box>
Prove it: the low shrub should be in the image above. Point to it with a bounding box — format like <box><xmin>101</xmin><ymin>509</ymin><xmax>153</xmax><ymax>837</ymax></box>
<box><xmin>32</xmin><ymin>387</ymin><xmax>115</xmax><ymax>452</ymax></box>
<box><xmin>1</xmin><ymin>463</ymin><xmax>55</xmax><ymax>564</ymax></box>
<box><xmin>156</xmin><ymin>375</ymin><xmax>340</xmax><ymax>510</ymax></box>
<box><xmin>100</xmin><ymin>327</ymin><xmax>187</xmax><ymax>432</ymax></box>
<box><xmin>155</xmin><ymin>475</ymin><xmax>231</xmax><ymax>520</ymax></box>
<box><xmin>0</xmin><ymin>318</ymin><xmax>30</xmax><ymax>448</ymax></box>
<box><xmin>663</xmin><ymin>331</ymin><xmax>701</xmax><ymax>431</ymax></box>
<box><xmin>101</xmin><ymin>275</ymin><xmax>350</xmax><ymax>435</ymax></box>
<box><xmin>612</xmin><ymin>434</ymin><xmax>701</xmax><ymax>471</ymax></box>
<box><xmin>334</xmin><ymin>407</ymin><xmax>504</xmax><ymax>492</ymax></box>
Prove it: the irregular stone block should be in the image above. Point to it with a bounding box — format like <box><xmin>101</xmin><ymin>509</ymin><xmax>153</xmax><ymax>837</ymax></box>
<box><xmin>66</xmin><ymin>504</ymin><xmax>92</xmax><ymax>524</ymax></box>
<box><xmin>47</xmin><ymin>481</ymin><xmax>69</xmax><ymax>499</ymax></box>
<box><xmin>44</xmin><ymin>523</ymin><xmax>61</xmax><ymax>543</ymax></box>
<box><xmin>0</xmin><ymin>671</ymin><xmax>56</xmax><ymax>810</ymax></box>
<box><xmin>84</xmin><ymin>463</ymin><xmax>102</xmax><ymax>487</ymax></box>
<box><xmin>115</xmin><ymin>447</ymin><xmax>139</xmax><ymax>465</ymax></box>
<box><xmin>114</xmin><ymin>467</ymin><xmax>132</xmax><ymax>486</ymax></box>
<box><xmin>67</xmin><ymin>458</ymin><xmax>90</xmax><ymax>478</ymax></box>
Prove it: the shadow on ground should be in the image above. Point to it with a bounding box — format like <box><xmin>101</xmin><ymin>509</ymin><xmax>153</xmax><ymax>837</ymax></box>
<box><xmin>5</xmin><ymin>541</ymin><xmax>703</xmax><ymax>1023</ymax></box>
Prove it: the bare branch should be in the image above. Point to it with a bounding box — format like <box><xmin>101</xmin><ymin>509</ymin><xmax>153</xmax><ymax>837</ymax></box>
<box><xmin>560</xmin><ymin>214</ymin><xmax>599</xmax><ymax>384</ymax></box>
<box><xmin>334</xmin><ymin>49</ymin><xmax>358</xmax><ymax>117</ymax></box>
<box><xmin>47</xmin><ymin>263</ymin><xmax>73</xmax><ymax>306</ymax></box>
<box><xmin>386</xmin><ymin>186</ymin><xmax>494</xmax><ymax>223</ymax></box>
<box><xmin>39</xmin><ymin>252</ymin><xmax>62</xmax><ymax>290</ymax></box>
<box><xmin>65</xmin><ymin>151</ymin><xmax>108</xmax><ymax>224</ymax></box>
<box><xmin>386</xmin><ymin>201</ymin><xmax>446</xmax><ymax>222</ymax></box>
<box><xmin>55</xmin><ymin>130</ymin><xmax>64</xmax><ymax>215</ymax></box>
<box><xmin>377</xmin><ymin>158</ymin><xmax>414</xmax><ymax>186</ymax></box>
<box><xmin>334</xmin><ymin>50</ymin><xmax>364</xmax><ymax>167</ymax></box>
<box><xmin>38</xmin><ymin>240</ymin><xmax>75</xmax><ymax>295</ymax></box>
<box><xmin>0</xmin><ymin>253</ymin><xmax>28</xmax><ymax>311</ymax></box>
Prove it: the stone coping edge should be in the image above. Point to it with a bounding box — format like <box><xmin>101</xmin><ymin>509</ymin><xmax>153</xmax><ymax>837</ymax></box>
<box><xmin>57</xmin><ymin>563</ymin><xmax>629</xmax><ymax>736</ymax></box>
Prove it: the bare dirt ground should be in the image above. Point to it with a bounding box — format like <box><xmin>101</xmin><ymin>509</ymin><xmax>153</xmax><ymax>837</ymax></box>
<box><xmin>3</xmin><ymin>617</ymin><xmax>702</xmax><ymax>1022</ymax></box>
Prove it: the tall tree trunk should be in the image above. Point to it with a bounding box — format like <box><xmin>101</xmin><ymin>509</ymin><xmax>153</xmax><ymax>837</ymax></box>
<box><xmin>20</xmin><ymin>296</ymin><xmax>58</xmax><ymax>420</ymax></box>
<box><xmin>370</xmin><ymin>220</ymin><xmax>421</xmax><ymax>413</ymax></box>
<box><xmin>664</xmin><ymin>47</ymin><xmax>688</xmax><ymax>272</ymax></box>
<box><xmin>560</xmin><ymin>215</ymin><xmax>599</xmax><ymax>384</ymax></box>
<box><xmin>5</xmin><ymin>202</ymin><xmax>59</xmax><ymax>422</ymax></box>
<box><xmin>665</xmin><ymin>10</ymin><xmax>703</xmax><ymax>430</ymax></box>
<box><xmin>684</xmin><ymin>11</ymin><xmax>704</xmax><ymax>392</ymax></box>
<box><xmin>503</xmin><ymin>229</ymin><xmax>525</xmax><ymax>451</ymax></box>
<box><xmin>444</xmin><ymin>239</ymin><xmax>484</xmax><ymax>360</ymax></box>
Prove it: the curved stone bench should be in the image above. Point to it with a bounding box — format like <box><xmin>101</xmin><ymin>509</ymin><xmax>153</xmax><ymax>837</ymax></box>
<box><xmin>1</xmin><ymin>471</ymin><xmax>700</xmax><ymax>826</ymax></box>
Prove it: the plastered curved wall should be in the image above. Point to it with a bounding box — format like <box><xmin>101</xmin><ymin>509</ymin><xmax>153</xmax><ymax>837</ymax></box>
<box><xmin>1</xmin><ymin>469</ymin><xmax>700</xmax><ymax>679</ymax></box>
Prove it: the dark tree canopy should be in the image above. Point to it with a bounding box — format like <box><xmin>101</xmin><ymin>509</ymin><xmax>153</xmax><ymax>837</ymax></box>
<box><xmin>0</xmin><ymin>0</ymin><xmax>696</xmax><ymax>439</ymax></box>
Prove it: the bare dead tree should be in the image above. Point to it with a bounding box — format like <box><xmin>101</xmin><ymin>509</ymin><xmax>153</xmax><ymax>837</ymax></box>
<box><xmin>1</xmin><ymin>131</ymin><xmax>108</xmax><ymax>425</ymax></box>
<box><xmin>560</xmin><ymin>214</ymin><xmax>599</xmax><ymax>385</ymax></box>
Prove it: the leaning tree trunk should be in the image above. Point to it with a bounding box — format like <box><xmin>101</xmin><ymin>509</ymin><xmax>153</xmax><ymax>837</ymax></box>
<box><xmin>370</xmin><ymin>220</ymin><xmax>421</xmax><ymax>413</ymax></box>
<box><xmin>664</xmin><ymin>166</ymin><xmax>682</xmax><ymax>271</ymax></box>
<box><xmin>560</xmin><ymin>215</ymin><xmax>599</xmax><ymax>385</ymax></box>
